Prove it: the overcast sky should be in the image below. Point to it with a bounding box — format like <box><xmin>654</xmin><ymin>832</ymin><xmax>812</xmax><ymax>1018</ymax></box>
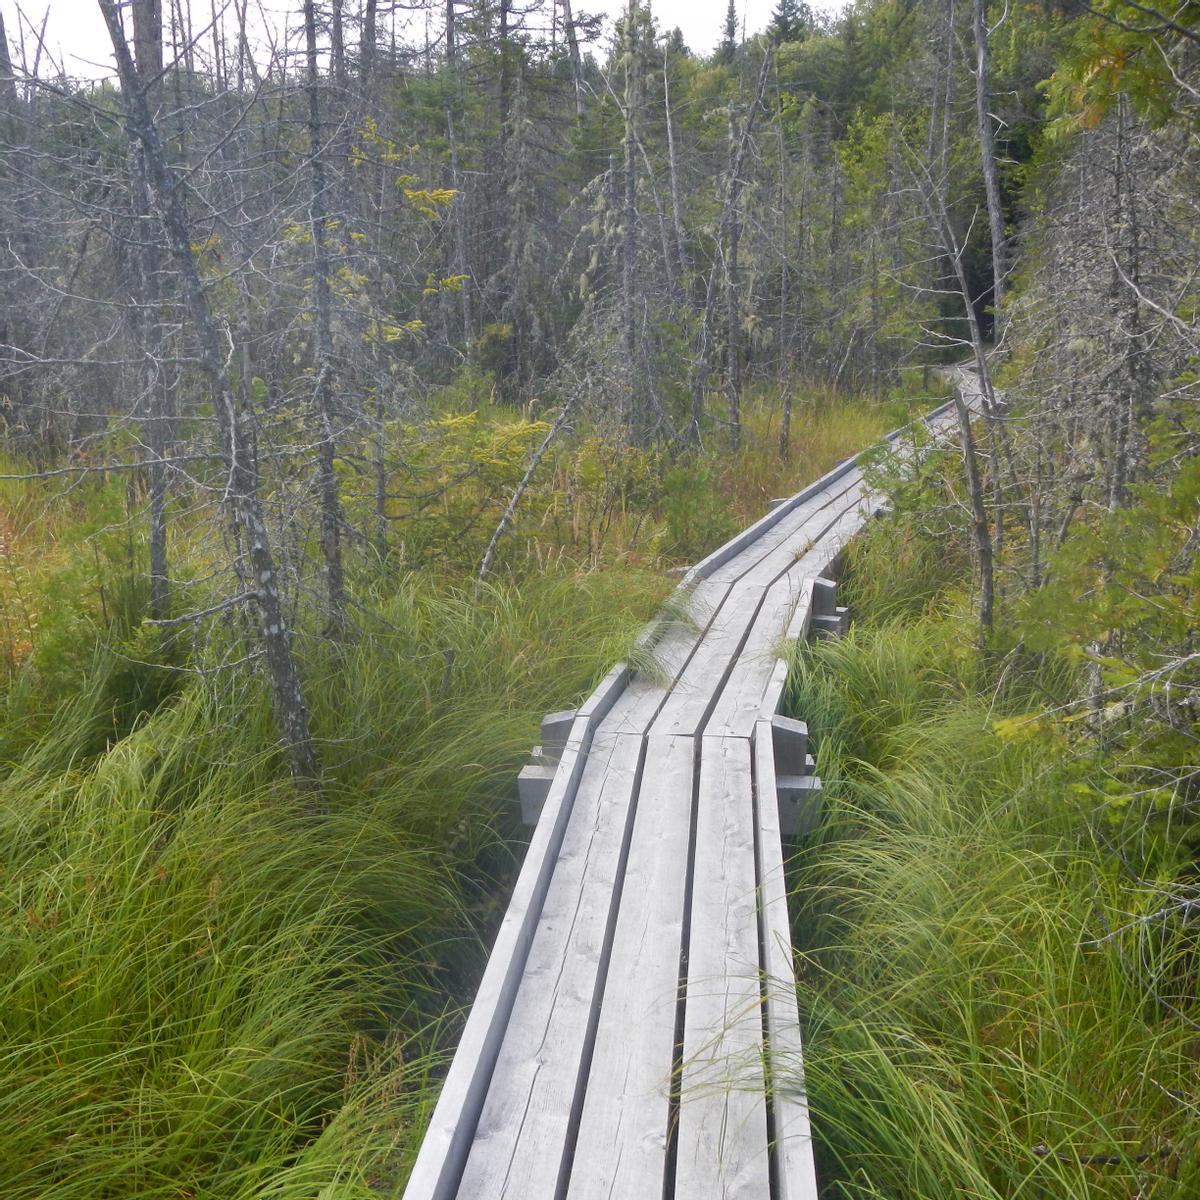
<box><xmin>2</xmin><ymin>0</ymin><xmax>846</xmax><ymax>81</ymax></box>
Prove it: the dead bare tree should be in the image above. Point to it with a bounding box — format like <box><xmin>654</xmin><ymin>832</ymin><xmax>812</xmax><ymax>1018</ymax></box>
<box><xmin>971</xmin><ymin>0</ymin><xmax>1007</xmax><ymax>332</ymax></box>
<box><xmin>98</xmin><ymin>0</ymin><xmax>322</xmax><ymax>794</ymax></box>
<box><xmin>688</xmin><ymin>45</ymin><xmax>772</xmax><ymax>447</ymax></box>
<box><xmin>303</xmin><ymin>0</ymin><xmax>350</xmax><ymax>637</ymax></box>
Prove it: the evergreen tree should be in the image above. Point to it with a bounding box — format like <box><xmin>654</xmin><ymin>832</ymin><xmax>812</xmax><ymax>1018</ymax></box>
<box><xmin>716</xmin><ymin>0</ymin><xmax>738</xmax><ymax>64</ymax></box>
<box><xmin>768</xmin><ymin>0</ymin><xmax>811</xmax><ymax>45</ymax></box>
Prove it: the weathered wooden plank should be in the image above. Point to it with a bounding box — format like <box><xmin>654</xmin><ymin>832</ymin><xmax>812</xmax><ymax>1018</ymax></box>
<box><xmin>401</xmin><ymin>667</ymin><xmax>628</xmax><ymax>1200</ymax></box>
<box><xmin>675</xmin><ymin>736</ymin><xmax>770</xmax><ymax>1200</ymax></box>
<box><xmin>603</xmin><ymin>474</ymin><xmax>861</xmax><ymax>736</ymax></box>
<box><xmin>565</xmin><ymin>733</ymin><xmax>696</xmax><ymax>1200</ymax></box>
<box><xmin>681</xmin><ymin>454</ymin><xmax>863</xmax><ymax>585</ymax></box>
<box><xmin>705</xmin><ymin>496</ymin><xmax>874</xmax><ymax>739</ymax></box>
<box><xmin>703</xmin><ymin>471</ymin><xmax>864</xmax><ymax>588</ymax></box>
<box><xmin>686</xmin><ymin>381</ymin><xmax>966</xmax><ymax>587</ymax></box>
<box><xmin>753</xmin><ymin>721</ymin><xmax>819</xmax><ymax>1200</ymax></box>
<box><xmin>653</xmin><ymin>483</ymin><xmax>869</xmax><ymax>740</ymax></box>
<box><xmin>457</xmin><ymin>729</ymin><xmax>645</xmax><ymax>1200</ymax></box>
<box><xmin>704</xmin><ymin>571</ymin><xmax>811</xmax><ymax>739</ymax></box>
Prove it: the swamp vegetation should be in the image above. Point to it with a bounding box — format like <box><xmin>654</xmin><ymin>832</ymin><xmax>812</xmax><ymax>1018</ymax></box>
<box><xmin>0</xmin><ymin>0</ymin><xmax>1197</xmax><ymax>1195</ymax></box>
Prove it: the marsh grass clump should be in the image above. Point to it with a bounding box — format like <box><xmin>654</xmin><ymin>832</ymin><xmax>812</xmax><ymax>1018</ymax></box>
<box><xmin>783</xmin><ymin>521</ymin><xmax>1200</xmax><ymax>1199</ymax></box>
<box><xmin>0</xmin><ymin>567</ymin><xmax>662</xmax><ymax>1199</ymax></box>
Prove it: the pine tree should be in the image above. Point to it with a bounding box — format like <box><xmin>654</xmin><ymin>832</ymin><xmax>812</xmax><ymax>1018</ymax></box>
<box><xmin>716</xmin><ymin>0</ymin><xmax>738</xmax><ymax>64</ymax></box>
<box><xmin>768</xmin><ymin>0</ymin><xmax>810</xmax><ymax>45</ymax></box>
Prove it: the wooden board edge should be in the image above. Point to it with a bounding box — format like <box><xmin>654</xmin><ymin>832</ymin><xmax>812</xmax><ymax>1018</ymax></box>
<box><xmin>401</xmin><ymin>674</ymin><xmax>628</xmax><ymax>1200</ymax></box>
<box><xmin>752</xmin><ymin>720</ymin><xmax>820</xmax><ymax>1200</ymax></box>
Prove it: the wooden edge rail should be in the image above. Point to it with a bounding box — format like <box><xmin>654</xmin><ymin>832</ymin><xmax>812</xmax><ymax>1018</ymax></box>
<box><xmin>753</xmin><ymin>717</ymin><xmax>819</xmax><ymax>1200</ymax></box>
<box><xmin>402</xmin><ymin>664</ymin><xmax>629</xmax><ymax>1200</ymax></box>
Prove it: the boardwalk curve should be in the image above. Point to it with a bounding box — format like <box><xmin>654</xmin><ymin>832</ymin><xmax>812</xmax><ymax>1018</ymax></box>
<box><xmin>404</xmin><ymin>377</ymin><xmax>984</xmax><ymax>1200</ymax></box>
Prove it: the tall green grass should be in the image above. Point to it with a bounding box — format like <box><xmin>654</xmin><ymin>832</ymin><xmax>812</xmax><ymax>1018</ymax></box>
<box><xmin>0</xmin><ymin>567</ymin><xmax>665</xmax><ymax>1198</ymax></box>
<box><xmin>783</xmin><ymin>528</ymin><xmax>1199</xmax><ymax>1199</ymax></box>
<box><xmin>0</xmin><ymin>375</ymin><xmax>899</xmax><ymax>1195</ymax></box>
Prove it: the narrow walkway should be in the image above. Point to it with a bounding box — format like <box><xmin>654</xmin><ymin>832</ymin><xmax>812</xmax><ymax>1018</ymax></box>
<box><xmin>404</xmin><ymin>383</ymin><xmax>980</xmax><ymax>1200</ymax></box>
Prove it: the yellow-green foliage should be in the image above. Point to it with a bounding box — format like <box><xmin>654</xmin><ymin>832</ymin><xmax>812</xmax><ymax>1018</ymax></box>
<box><xmin>0</xmin><ymin>463</ymin><xmax>141</xmax><ymax>683</ymax></box>
<box><xmin>357</xmin><ymin>377</ymin><xmax>907</xmax><ymax>579</ymax></box>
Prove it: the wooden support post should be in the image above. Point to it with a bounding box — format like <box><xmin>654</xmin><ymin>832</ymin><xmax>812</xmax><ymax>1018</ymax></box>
<box><xmin>517</xmin><ymin>763</ymin><xmax>558</xmax><ymax>826</ymax></box>
<box><xmin>810</xmin><ymin>576</ymin><xmax>837</xmax><ymax>616</ymax></box>
<box><xmin>810</xmin><ymin>608</ymin><xmax>849</xmax><ymax>640</ymax></box>
<box><xmin>540</xmin><ymin>709</ymin><xmax>576</xmax><ymax>760</ymax></box>
<box><xmin>776</xmin><ymin>773</ymin><xmax>822</xmax><ymax>838</ymax></box>
<box><xmin>809</xmin><ymin>576</ymin><xmax>849</xmax><ymax>640</ymax></box>
<box><xmin>770</xmin><ymin>714</ymin><xmax>809</xmax><ymax>775</ymax></box>
<box><xmin>515</xmin><ymin>709</ymin><xmax>579</xmax><ymax>825</ymax></box>
<box><xmin>771</xmin><ymin>714</ymin><xmax>821</xmax><ymax>837</ymax></box>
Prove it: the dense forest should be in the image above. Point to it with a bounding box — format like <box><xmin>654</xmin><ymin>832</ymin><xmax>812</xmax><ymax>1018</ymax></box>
<box><xmin>0</xmin><ymin>0</ymin><xmax>1197</xmax><ymax>1195</ymax></box>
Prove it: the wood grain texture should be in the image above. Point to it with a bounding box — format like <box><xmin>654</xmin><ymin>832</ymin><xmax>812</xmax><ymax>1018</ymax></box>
<box><xmin>566</xmin><ymin>734</ymin><xmax>696</xmax><ymax>1200</ymax></box>
<box><xmin>457</xmin><ymin>730</ymin><xmax>645</xmax><ymax>1200</ymax></box>
<box><xmin>753</xmin><ymin>722</ymin><xmax>819</xmax><ymax>1200</ymax></box>
<box><xmin>675</xmin><ymin>735</ymin><xmax>770</xmax><ymax>1200</ymax></box>
<box><xmin>402</xmin><ymin>393</ymin><xmax>981</xmax><ymax>1200</ymax></box>
<box><xmin>401</xmin><ymin>669</ymin><xmax>626</xmax><ymax>1200</ymax></box>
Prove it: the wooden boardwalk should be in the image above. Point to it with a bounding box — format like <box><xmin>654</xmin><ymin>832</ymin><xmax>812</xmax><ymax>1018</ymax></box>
<box><xmin>403</xmin><ymin>388</ymin><xmax>977</xmax><ymax>1200</ymax></box>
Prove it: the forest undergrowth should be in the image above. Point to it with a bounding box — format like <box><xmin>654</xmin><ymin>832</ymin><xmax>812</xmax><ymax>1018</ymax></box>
<box><xmin>785</xmin><ymin>495</ymin><xmax>1200</xmax><ymax>1200</ymax></box>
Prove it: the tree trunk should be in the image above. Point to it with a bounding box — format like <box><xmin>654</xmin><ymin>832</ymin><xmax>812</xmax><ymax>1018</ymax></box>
<box><xmin>361</xmin><ymin>0</ymin><xmax>378</xmax><ymax>86</ymax></box>
<box><xmin>132</xmin><ymin>0</ymin><xmax>163</xmax><ymax>80</ymax></box>
<box><xmin>725</xmin><ymin>102</ymin><xmax>743</xmax><ymax>449</ymax></box>
<box><xmin>330</xmin><ymin>0</ymin><xmax>347</xmax><ymax>92</ymax></box>
<box><xmin>971</xmin><ymin>0</ymin><xmax>1006</xmax><ymax>331</ymax></box>
<box><xmin>663</xmin><ymin>44</ymin><xmax>688</xmax><ymax>278</ymax></box>
<box><xmin>447</xmin><ymin>107</ymin><xmax>473</xmax><ymax>341</ymax></box>
<box><xmin>1107</xmin><ymin>93</ymin><xmax>1149</xmax><ymax>510</ymax></box>
<box><xmin>499</xmin><ymin>0</ymin><xmax>513</xmax><ymax>143</ymax></box>
<box><xmin>131</xmin><ymin>0</ymin><xmax>170</xmax><ymax>619</ymax></box>
<box><xmin>561</xmin><ymin>0</ymin><xmax>584</xmax><ymax>115</ymax></box>
<box><xmin>303</xmin><ymin>0</ymin><xmax>350</xmax><ymax>636</ymax></box>
<box><xmin>621</xmin><ymin>0</ymin><xmax>639</xmax><ymax>436</ymax></box>
<box><xmin>687</xmin><ymin>48</ymin><xmax>771</xmax><ymax>446</ymax></box>
<box><xmin>0</xmin><ymin>11</ymin><xmax>18</xmax><ymax>109</ymax></box>
<box><xmin>954</xmin><ymin>384</ymin><xmax>995</xmax><ymax>641</ymax></box>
